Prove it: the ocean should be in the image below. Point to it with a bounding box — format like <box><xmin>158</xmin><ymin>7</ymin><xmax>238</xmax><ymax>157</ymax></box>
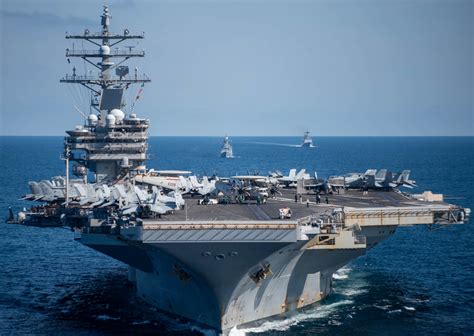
<box><xmin>0</xmin><ymin>136</ymin><xmax>473</xmax><ymax>335</ymax></box>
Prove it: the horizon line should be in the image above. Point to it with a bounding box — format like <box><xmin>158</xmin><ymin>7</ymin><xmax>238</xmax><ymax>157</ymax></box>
<box><xmin>0</xmin><ymin>133</ymin><xmax>474</xmax><ymax>138</ymax></box>
<box><xmin>0</xmin><ymin>134</ymin><xmax>473</xmax><ymax>137</ymax></box>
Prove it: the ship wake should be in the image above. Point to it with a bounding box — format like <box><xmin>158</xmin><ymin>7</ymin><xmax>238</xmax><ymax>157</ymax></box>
<box><xmin>229</xmin><ymin>299</ymin><xmax>354</xmax><ymax>335</ymax></box>
<box><xmin>247</xmin><ymin>141</ymin><xmax>308</xmax><ymax>148</ymax></box>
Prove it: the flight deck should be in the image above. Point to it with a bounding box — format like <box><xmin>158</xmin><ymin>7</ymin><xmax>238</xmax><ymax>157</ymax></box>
<box><xmin>152</xmin><ymin>189</ymin><xmax>445</xmax><ymax>223</ymax></box>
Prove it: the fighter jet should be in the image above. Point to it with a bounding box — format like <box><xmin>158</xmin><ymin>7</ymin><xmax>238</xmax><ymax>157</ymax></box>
<box><xmin>113</xmin><ymin>184</ymin><xmax>183</xmax><ymax>217</ymax></box>
<box><xmin>329</xmin><ymin>169</ymin><xmax>417</xmax><ymax>190</ymax></box>
<box><xmin>278</xmin><ymin>169</ymin><xmax>310</xmax><ymax>187</ymax></box>
<box><xmin>231</xmin><ymin>175</ymin><xmax>279</xmax><ymax>187</ymax></box>
<box><xmin>177</xmin><ymin>175</ymin><xmax>217</xmax><ymax>196</ymax></box>
<box><xmin>134</xmin><ymin>170</ymin><xmax>192</xmax><ymax>192</ymax></box>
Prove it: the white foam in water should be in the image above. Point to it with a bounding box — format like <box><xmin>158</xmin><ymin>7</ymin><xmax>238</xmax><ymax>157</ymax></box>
<box><xmin>131</xmin><ymin>320</ymin><xmax>151</xmax><ymax>325</ymax></box>
<box><xmin>328</xmin><ymin>319</ymin><xmax>343</xmax><ymax>326</ymax></box>
<box><xmin>229</xmin><ymin>327</ymin><xmax>247</xmax><ymax>336</ymax></box>
<box><xmin>95</xmin><ymin>315</ymin><xmax>120</xmax><ymax>321</ymax></box>
<box><xmin>247</xmin><ymin>141</ymin><xmax>303</xmax><ymax>148</ymax></box>
<box><xmin>406</xmin><ymin>296</ymin><xmax>430</xmax><ymax>304</ymax></box>
<box><xmin>403</xmin><ymin>306</ymin><xmax>416</xmax><ymax>311</ymax></box>
<box><xmin>230</xmin><ymin>299</ymin><xmax>354</xmax><ymax>335</ymax></box>
<box><xmin>388</xmin><ymin>309</ymin><xmax>402</xmax><ymax>314</ymax></box>
<box><xmin>374</xmin><ymin>304</ymin><xmax>392</xmax><ymax>311</ymax></box>
<box><xmin>332</xmin><ymin>266</ymin><xmax>352</xmax><ymax>280</ymax></box>
<box><xmin>338</xmin><ymin>288</ymin><xmax>368</xmax><ymax>297</ymax></box>
<box><xmin>332</xmin><ymin>273</ymin><xmax>348</xmax><ymax>280</ymax></box>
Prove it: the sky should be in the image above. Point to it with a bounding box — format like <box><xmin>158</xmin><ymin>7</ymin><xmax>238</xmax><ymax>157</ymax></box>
<box><xmin>0</xmin><ymin>0</ymin><xmax>473</xmax><ymax>136</ymax></box>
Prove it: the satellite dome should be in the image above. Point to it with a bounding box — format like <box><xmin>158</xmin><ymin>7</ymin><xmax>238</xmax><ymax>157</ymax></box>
<box><xmin>88</xmin><ymin>114</ymin><xmax>98</xmax><ymax>126</ymax></box>
<box><xmin>110</xmin><ymin>109</ymin><xmax>125</xmax><ymax>123</ymax></box>
<box><xmin>130</xmin><ymin>113</ymin><xmax>137</xmax><ymax>119</ymax></box>
<box><xmin>106</xmin><ymin>114</ymin><xmax>116</xmax><ymax>127</ymax></box>
<box><xmin>100</xmin><ymin>45</ymin><xmax>110</xmax><ymax>55</ymax></box>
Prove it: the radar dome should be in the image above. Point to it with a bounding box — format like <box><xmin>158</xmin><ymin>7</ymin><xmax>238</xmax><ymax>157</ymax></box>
<box><xmin>106</xmin><ymin>114</ymin><xmax>116</xmax><ymax>127</ymax></box>
<box><xmin>100</xmin><ymin>45</ymin><xmax>110</xmax><ymax>55</ymax></box>
<box><xmin>88</xmin><ymin>114</ymin><xmax>98</xmax><ymax>126</ymax></box>
<box><xmin>111</xmin><ymin>109</ymin><xmax>125</xmax><ymax>123</ymax></box>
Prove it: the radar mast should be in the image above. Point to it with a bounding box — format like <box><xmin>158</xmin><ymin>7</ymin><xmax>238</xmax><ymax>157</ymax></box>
<box><xmin>61</xmin><ymin>6</ymin><xmax>151</xmax><ymax>183</ymax></box>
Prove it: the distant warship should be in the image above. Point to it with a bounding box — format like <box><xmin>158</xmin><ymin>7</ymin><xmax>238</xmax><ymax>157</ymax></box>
<box><xmin>8</xmin><ymin>7</ymin><xmax>470</xmax><ymax>335</ymax></box>
<box><xmin>220</xmin><ymin>135</ymin><xmax>234</xmax><ymax>158</ymax></box>
<box><xmin>301</xmin><ymin>131</ymin><xmax>314</xmax><ymax>147</ymax></box>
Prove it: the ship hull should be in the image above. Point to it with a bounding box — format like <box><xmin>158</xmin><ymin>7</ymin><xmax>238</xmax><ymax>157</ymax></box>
<box><xmin>79</xmin><ymin>225</ymin><xmax>396</xmax><ymax>334</ymax></box>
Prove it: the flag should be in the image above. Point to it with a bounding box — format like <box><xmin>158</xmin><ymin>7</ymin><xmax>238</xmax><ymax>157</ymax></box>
<box><xmin>135</xmin><ymin>89</ymin><xmax>143</xmax><ymax>100</ymax></box>
<box><xmin>131</xmin><ymin>83</ymin><xmax>146</xmax><ymax>111</ymax></box>
<box><xmin>135</xmin><ymin>84</ymin><xmax>145</xmax><ymax>100</ymax></box>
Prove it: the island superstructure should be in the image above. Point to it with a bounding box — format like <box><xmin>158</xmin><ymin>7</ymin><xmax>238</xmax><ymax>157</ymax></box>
<box><xmin>9</xmin><ymin>7</ymin><xmax>470</xmax><ymax>335</ymax></box>
<box><xmin>61</xmin><ymin>5</ymin><xmax>151</xmax><ymax>183</ymax></box>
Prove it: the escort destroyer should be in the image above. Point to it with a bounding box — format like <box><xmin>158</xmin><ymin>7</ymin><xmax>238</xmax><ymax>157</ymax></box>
<box><xmin>301</xmin><ymin>131</ymin><xmax>314</xmax><ymax>147</ymax></box>
<box><xmin>220</xmin><ymin>135</ymin><xmax>234</xmax><ymax>158</ymax></box>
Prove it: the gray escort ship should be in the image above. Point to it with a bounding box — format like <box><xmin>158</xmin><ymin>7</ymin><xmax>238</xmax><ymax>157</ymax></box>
<box><xmin>9</xmin><ymin>7</ymin><xmax>470</xmax><ymax>335</ymax></box>
<box><xmin>220</xmin><ymin>135</ymin><xmax>234</xmax><ymax>158</ymax></box>
<box><xmin>301</xmin><ymin>131</ymin><xmax>314</xmax><ymax>147</ymax></box>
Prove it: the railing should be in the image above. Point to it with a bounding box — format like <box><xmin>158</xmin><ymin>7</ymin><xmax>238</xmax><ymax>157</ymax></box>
<box><xmin>66</xmin><ymin>32</ymin><xmax>145</xmax><ymax>39</ymax></box>
<box><xmin>142</xmin><ymin>220</ymin><xmax>297</xmax><ymax>230</ymax></box>
<box><xmin>70</xmin><ymin>145</ymin><xmax>148</xmax><ymax>154</ymax></box>
<box><xmin>107</xmin><ymin>132</ymin><xmax>148</xmax><ymax>140</ymax></box>
<box><xmin>344</xmin><ymin>206</ymin><xmax>470</xmax><ymax>226</ymax></box>
<box><xmin>66</xmin><ymin>49</ymin><xmax>145</xmax><ymax>57</ymax></box>
<box><xmin>87</xmin><ymin>153</ymin><xmax>148</xmax><ymax>160</ymax></box>
<box><xmin>67</xmin><ymin>134</ymin><xmax>149</xmax><ymax>143</ymax></box>
<box><xmin>60</xmin><ymin>74</ymin><xmax>151</xmax><ymax>83</ymax></box>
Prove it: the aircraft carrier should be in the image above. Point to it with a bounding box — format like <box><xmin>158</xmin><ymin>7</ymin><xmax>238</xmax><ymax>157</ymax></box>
<box><xmin>9</xmin><ymin>6</ymin><xmax>470</xmax><ymax>335</ymax></box>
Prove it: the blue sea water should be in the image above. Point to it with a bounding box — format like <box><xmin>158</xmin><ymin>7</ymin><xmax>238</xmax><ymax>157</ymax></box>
<box><xmin>0</xmin><ymin>136</ymin><xmax>473</xmax><ymax>335</ymax></box>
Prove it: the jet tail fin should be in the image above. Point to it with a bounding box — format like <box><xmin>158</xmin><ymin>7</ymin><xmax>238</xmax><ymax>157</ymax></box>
<box><xmin>397</xmin><ymin>170</ymin><xmax>411</xmax><ymax>183</ymax></box>
<box><xmin>296</xmin><ymin>169</ymin><xmax>306</xmax><ymax>180</ymax></box>
<box><xmin>288</xmin><ymin>169</ymin><xmax>296</xmax><ymax>179</ymax></box>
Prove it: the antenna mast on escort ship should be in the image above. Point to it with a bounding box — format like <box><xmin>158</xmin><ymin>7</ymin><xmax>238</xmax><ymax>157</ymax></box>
<box><xmin>61</xmin><ymin>5</ymin><xmax>151</xmax><ymax>184</ymax></box>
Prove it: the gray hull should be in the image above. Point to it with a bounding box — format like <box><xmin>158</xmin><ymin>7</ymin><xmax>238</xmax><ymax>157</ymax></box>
<box><xmin>80</xmin><ymin>225</ymin><xmax>395</xmax><ymax>334</ymax></box>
